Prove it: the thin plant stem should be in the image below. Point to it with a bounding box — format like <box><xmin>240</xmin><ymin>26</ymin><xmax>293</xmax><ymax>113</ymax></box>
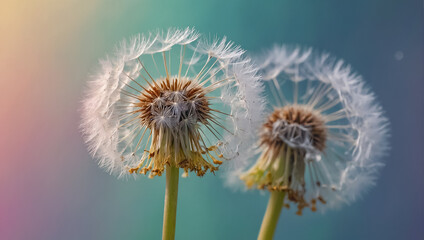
<box><xmin>162</xmin><ymin>166</ymin><xmax>179</xmax><ymax>240</ymax></box>
<box><xmin>257</xmin><ymin>191</ymin><xmax>286</xmax><ymax>240</ymax></box>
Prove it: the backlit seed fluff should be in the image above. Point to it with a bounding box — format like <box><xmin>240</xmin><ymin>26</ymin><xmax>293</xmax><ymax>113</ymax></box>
<box><xmin>239</xmin><ymin>45</ymin><xmax>389</xmax><ymax>213</ymax></box>
<box><xmin>81</xmin><ymin>28</ymin><xmax>264</xmax><ymax>179</ymax></box>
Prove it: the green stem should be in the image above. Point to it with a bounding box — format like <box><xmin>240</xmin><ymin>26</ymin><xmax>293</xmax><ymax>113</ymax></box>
<box><xmin>162</xmin><ymin>166</ymin><xmax>179</xmax><ymax>240</ymax></box>
<box><xmin>257</xmin><ymin>191</ymin><xmax>286</xmax><ymax>240</ymax></box>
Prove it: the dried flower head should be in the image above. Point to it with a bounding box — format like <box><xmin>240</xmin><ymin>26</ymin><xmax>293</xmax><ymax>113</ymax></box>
<box><xmin>81</xmin><ymin>28</ymin><xmax>263</xmax><ymax>179</ymax></box>
<box><xmin>240</xmin><ymin>45</ymin><xmax>389</xmax><ymax>214</ymax></box>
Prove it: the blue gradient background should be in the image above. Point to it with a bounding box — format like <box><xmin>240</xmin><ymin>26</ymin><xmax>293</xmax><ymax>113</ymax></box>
<box><xmin>1</xmin><ymin>0</ymin><xmax>423</xmax><ymax>239</ymax></box>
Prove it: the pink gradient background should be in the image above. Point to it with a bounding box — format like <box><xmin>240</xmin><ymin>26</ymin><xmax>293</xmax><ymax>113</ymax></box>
<box><xmin>0</xmin><ymin>1</ymin><xmax>100</xmax><ymax>239</ymax></box>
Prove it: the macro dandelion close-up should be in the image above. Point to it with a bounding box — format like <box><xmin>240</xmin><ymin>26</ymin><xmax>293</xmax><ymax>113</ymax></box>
<box><xmin>239</xmin><ymin>46</ymin><xmax>389</xmax><ymax>239</ymax></box>
<box><xmin>80</xmin><ymin>27</ymin><xmax>263</xmax><ymax>239</ymax></box>
<box><xmin>1</xmin><ymin>1</ymin><xmax>423</xmax><ymax>240</ymax></box>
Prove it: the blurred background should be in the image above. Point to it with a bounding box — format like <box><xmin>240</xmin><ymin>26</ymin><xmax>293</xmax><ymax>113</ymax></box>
<box><xmin>1</xmin><ymin>0</ymin><xmax>423</xmax><ymax>239</ymax></box>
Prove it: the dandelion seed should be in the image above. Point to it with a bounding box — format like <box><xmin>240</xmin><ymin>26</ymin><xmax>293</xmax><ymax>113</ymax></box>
<box><xmin>239</xmin><ymin>45</ymin><xmax>389</xmax><ymax>219</ymax></box>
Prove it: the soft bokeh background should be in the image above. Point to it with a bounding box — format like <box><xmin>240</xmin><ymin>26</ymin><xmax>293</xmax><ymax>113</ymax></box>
<box><xmin>1</xmin><ymin>0</ymin><xmax>423</xmax><ymax>239</ymax></box>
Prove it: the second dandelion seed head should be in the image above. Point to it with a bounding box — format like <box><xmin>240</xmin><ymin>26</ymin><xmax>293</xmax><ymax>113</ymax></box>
<box><xmin>239</xmin><ymin>45</ymin><xmax>389</xmax><ymax>215</ymax></box>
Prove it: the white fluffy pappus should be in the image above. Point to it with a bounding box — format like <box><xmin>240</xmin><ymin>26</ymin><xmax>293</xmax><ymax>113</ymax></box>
<box><xmin>80</xmin><ymin>27</ymin><xmax>264</xmax><ymax>179</ymax></box>
<box><xmin>238</xmin><ymin>45</ymin><xmax>389</xmax><ymax>213</ymax></box>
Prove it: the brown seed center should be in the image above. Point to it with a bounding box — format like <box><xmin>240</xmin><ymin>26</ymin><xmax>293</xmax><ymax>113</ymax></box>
<box><xmin>261</xmin><ymin>105</ymin><xmax>327</xmax><ymax>152</ymax></box>
<box><xmin>134</xmin><ymin>77</ymin><xmax>210</xmax><ymax>130</ymax></box>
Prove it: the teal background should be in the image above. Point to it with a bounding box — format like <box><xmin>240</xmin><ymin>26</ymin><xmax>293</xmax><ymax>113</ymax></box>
<box><xmin>1</xmin><ymin>0</ymin><xmax>423</xmax><ymax>239</ymax></box>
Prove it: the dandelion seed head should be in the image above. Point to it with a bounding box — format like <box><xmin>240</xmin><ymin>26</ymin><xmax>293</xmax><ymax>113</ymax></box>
<box><xmin>239</xmin><ymin>45</ymin><xmax>389</xmax><ymax>214</ymax></box>
<box><xmin>81</xmin><ymin>27</ymin><xmax>264</xmax><ymax>179</ymax></box>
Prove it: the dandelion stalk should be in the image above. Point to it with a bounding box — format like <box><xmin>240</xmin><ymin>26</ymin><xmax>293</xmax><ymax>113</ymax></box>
<box><xmin>257</xmin><ymin>191</ymin><xmax>285</xmax><ymax>240</ymax></box>
<box><xmin>162</xmin><ymin>166</ymin><xmax>179</xmax><ymax>240</ymax></box>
